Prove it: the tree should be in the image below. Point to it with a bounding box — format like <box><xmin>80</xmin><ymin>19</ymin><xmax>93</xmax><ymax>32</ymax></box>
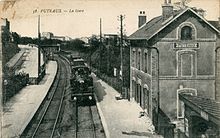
<box><xmin>89</xmin><ymin>35</ymin><xmax>100</xmax><ymax>47</ymax></box>
<box><xmin>60</xmin><ymin>38</ymin><xmax>85</xmax><ymax>51</ymax></box>
<box><xmin>19</xmin><ymin>36</ymin><xmax>33</xmax><ymax>44</ymax></box>
<box><xmin>11</xmin><ymin>32</ymin><xmax>20</xmax><ymax>44</ymax></box>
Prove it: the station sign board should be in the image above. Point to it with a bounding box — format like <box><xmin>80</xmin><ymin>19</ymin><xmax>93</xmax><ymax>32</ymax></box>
<box><xmin>173</xmin><ymin>42</ymin><xmax>199</xmax><ymax>49</ymax></box>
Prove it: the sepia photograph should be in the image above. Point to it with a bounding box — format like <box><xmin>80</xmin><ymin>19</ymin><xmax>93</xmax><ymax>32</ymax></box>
<box><xmin>0</xmin><ymin>0</ymin><xmax>220</xmax><ymax>137</ymax></box>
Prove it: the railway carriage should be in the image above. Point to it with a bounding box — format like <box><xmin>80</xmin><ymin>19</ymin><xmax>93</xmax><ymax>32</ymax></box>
<box><xmin>70</xmin><ymin>58</ymin><xmax>86</xmax><ymax>67</ymax></box>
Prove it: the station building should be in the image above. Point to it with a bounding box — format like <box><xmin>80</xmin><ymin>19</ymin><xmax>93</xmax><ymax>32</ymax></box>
<box><xmin>128</xmin><ymin>0</ymin><xmax>220</xmax><ymax>132</ymax></box>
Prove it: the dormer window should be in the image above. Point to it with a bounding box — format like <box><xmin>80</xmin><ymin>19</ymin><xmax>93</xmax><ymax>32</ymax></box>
<box><xmin>181</xmin><ymin>26</ymin><xmax>192</xmax><ymax>40</ymax></box>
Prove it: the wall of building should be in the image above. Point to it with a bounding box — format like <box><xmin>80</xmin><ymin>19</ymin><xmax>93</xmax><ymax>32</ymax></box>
<box><xmin>130</xmin><ymin>45</ymin><xmax>155</xmax><ymax>118</ymax></box>
<box><xmin>156</xmin><ymin>42</ymin><xmax>216</xmax><ymax>77</ymax></box>
<box><xmin>130</xmin><ymin>13</ymin><xmax>218</xmax><ymax>121</ymax></box>
<box><xmin>153</xmin><ymin>15</ymin><xmax>217</xmax><ymax>119</ymax></box>
<box><xmin>160</xmin><ymin>79</ymin><xmax>215</xmax><ymax>118</ymax></box>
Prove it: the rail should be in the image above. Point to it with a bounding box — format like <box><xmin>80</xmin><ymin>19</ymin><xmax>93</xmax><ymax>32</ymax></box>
<box><xmin>50</xmin><ymin>61</ymin><xmax>67</xmax><ymax>138</ymax></box>
<box><xmin>74</xmin><ymin>103</ymin><xmax>97</xmax><ymax>138</ymax></box>
<box><xmin>89</xmin><ymin>106</ymin><xmax>96</xmax><ymax>138</ymax></box>
<box><xmin>75</xmin><ymin>101</ymin><xmax>78</xmax><ymax>138</ymax></box>
<box><xmin>31</xmin><ymin>56</ymin><xmax>67</xmax><ymax>138</ymax></box>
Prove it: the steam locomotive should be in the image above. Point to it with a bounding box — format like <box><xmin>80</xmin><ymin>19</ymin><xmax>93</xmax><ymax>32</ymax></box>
<box><xmin>70</xmin><ymin>57</ymin><xmax>94</xmax><ymax>102</ymax></box>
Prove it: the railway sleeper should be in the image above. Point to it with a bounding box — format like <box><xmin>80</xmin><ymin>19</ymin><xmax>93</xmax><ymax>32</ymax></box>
<box><xmin>42</xmin><ymin>118</ymin><xmax>56</xmax><ymax>123</ymax></box>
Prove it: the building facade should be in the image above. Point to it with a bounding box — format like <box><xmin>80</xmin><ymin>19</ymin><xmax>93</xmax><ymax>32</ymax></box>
<box><xmin>128</xmin><ymin>0</ymin><xmax>220</xmax><ymax>123</ymax></box>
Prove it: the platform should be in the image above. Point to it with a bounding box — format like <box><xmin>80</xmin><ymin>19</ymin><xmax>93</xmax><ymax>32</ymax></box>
<box><xmin>2</xmin><ymin>61</ymin><xmax>57</xmax><ymax>138</ymax></box>
<box><xmin>92</xmin><ymin>74</ymin><xmax>163</xmax><ymax>138</ymax></box>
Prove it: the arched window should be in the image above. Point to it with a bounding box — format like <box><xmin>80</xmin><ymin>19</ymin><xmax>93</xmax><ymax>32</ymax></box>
<box><xmin>132</xmin><ymin>50</ymin><xmax>136</xmax><ymax>67</ymax></box>
<box><xmin>137</xmin><ymin>51</ymin><xmax>141</xmax><ymax>70</ymax></box>
<box><xmin>143</xmin><ymin>51</ymin><xmax>148</xmax><ymax>73</ymax></box>
<box><xmin>181</xmin><ymin>26</ymin><xmax>192</xmax><ymax>40</ymax></box>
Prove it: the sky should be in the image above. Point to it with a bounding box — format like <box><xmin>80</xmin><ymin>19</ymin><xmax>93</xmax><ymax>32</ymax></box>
<box><xmin>0</xmin><ymin>0</ymin><xmax>219</xmax><ymax>38</ymax></box>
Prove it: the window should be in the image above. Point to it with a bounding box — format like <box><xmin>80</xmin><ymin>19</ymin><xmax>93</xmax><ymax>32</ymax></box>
<box><xmin>177</xmin><ymin>50</ymin><xmax>196</xmax><ymax>77</ymax></box>
<box><xmin>132</xmin><ymin>80</ymin><xmax>136</xmax><ymax>98</ymax></box>
<box><xmin>181</xmin><ymin>53</ymin><xmax>193</xmax><ymax>76</ymax></box>
<box><xmin>144</xmin><ymin>52</ymin><xmax>148</xmax><ymax>73</ymax></box>
<box><xmin>137</xmin><ymin>51</ymin><xmax>141</xmax><ymax>70</ymax></box>
<box><xmin>181</xmin><ymin>26</ymin><xmax>192</xmax><ymax>40</ymax></box>
<box><xmin>143</xmin><ymin>87</ymin><xmax>150</xmax><ymax>114</ymax></box>
<box><xmin>132</xmin><ymin>50</ymin><xmax>136</xmax><ymax>67</ymax></box>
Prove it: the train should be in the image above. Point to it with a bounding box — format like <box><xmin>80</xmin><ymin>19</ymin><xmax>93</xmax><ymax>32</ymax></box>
<box><xmin>69</xmin><ymin>55</ymin><xmax>94</xmax><ymax>102</ymax></box>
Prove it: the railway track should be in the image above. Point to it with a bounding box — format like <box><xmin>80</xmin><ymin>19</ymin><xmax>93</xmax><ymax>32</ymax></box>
<box><xmin>59</xmin><ymin>51</ymin><xmax>105</xmax><ymax>138</ymax></box>
<box><xmin>22</xmin><ymin>52</ymin><xmax>105</xmax><ymax>138</ymax></box>
<box><xmin>21</xmin><ymin>55</ymin><xmax>69</xmax><ymax>138</ymax></box>
<box><xmin>74</xmin><ymin>101</ymin><xmax>105</xmax><ymax>138</ymax></box>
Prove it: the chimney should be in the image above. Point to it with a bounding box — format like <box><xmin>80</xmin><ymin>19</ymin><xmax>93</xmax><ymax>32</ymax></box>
<box><xmin>162</xmin><ymin>0</ymin><xmax>173</xmax><ymax>21</ymax></box>
<box><xmin>138</xmin><ymin>11</ymin><xmax>146</xmax><ymax>28</ymax></box>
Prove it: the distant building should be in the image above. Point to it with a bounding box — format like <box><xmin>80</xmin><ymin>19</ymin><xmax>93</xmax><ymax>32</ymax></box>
<box><xmin>103</xmin><ymin>34</ymin><xmax>119</xmax><ymax>46</ymax></box>
<box><xmin>52</xmin><ymin>36</ymin><xmax>65</xmax><ymax>41</ymax></box>
<box><xmin>128</xmin><ymin>0</ymin><xmax>220</xmax><ymax>136</ymax></box>
<box><xmin>65</xmin><ymin>36</ymin><xmax>72</xmax><ymax>41</ymax></box>
<box><xmin>41</xmin><ymin>32</ymin><xmax>54</xmax><ymax>39</ymax></box>
<box><xmin>41</xmin><ymin>32</ymin><xmax>71</xmax><ymax>41</ymax></box>
<box><xmin>80</xmin><ymin>37</ymin><xmax>89</xmax><ymax>44</ymax></box>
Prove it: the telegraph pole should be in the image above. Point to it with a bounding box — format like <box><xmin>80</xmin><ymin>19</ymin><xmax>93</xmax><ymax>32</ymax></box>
<box><xmin>119</xmin><ymin>14</ymin><xmax>125</xmax><ymax>95</ymax></box>
<box><xmin>100</xmin><ymin>18</ymin><xmax>102</xmax><ymax>43</ymax></box>
<box><xmin>38</xmin><ymin>15</ymin><xmax>41</xmax><ymax>78</ymax></box>
<box><xmin>99</xmin><ymin>18</ymin><xmax>102</xmax><ymax>73</ymax></box>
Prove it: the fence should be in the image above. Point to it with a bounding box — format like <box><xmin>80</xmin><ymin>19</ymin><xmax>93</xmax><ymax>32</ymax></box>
<box><xmin>91</xmin><ymin>67</ymin><xmax>123</xmax><ymax>94</ymax></box>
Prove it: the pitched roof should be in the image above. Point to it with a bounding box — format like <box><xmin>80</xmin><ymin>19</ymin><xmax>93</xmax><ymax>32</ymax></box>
<box><xmin>208</xmin><ymin>21</ymin><xmax>220</xmax><ymax>30</ymax></box>
<box><xmin>129</xmin><ymin>16</ymin><xmax>163</xmax><ymax>40</ymax></box>
<box><xmin>6</xmin><ymin>50</ymin><xmax>25</xmax><ymax>68</ymax></box>
<box><xmin>128</xmin><ymin>8</ymin><xmax>220</xmax><ymax>41</ymax></box>
<box><xmin>180</xmin><ymin>94</ymin><xmax>220</xmax><ymax>121</ymax></box>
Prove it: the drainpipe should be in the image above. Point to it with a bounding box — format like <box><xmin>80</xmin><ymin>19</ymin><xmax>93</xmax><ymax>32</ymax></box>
<box><xmin>215</xmin><ymin>46</ymin><xmax>220</xmax><ymax>101</ymax></box>
<box><xmin>146</xmin><ymin>45</ymin><xmax>160</xmax><ymax>132</ymax></box>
